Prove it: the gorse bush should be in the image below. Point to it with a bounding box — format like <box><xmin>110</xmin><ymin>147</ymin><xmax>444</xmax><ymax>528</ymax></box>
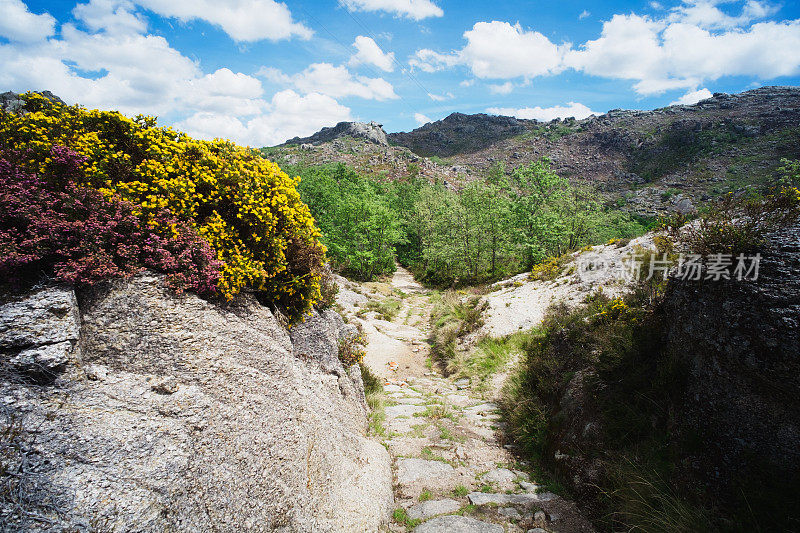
<box><xmin>0</xmin><ymin>148</ymin><xmax>221</xmax><ymax>294</ymax></box>
<box><xmin>0</xmin><ymin>93</ymin><xmax>325</xmax><ymax>320</ymax></box>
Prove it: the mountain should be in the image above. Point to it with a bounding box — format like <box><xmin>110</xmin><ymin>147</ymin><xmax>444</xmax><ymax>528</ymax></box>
<box><xmin>269</xmin><ymin>86</ymin><xmax>800</xmax><ymax>216</ymax></box>
<box><xmin>283</xmin><ymin>120</ymin><xmax>389</xmax><ymax>146</ymax></box>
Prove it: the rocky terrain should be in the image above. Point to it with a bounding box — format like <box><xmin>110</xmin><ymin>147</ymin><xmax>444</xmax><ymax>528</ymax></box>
<box><xmin>0</xmin><ymin>275</ymin><xmax>393</xmax><ymax>531</ymax></box>
<box><xmin>334</xmin><ymin>268</ymin><xmax>596</xmax><ymax>532</ymax></box>
<box><xmin>269</xmin><ymin>86</ymin><xmax>800</xmax><ymax>216</ymax></box>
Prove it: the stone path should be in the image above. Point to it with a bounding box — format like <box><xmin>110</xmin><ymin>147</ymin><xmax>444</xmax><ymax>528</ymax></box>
<box><xmin>341</xmin><ymin>268</ymin><xmax>596</xmax><ymax>533</ymax></box>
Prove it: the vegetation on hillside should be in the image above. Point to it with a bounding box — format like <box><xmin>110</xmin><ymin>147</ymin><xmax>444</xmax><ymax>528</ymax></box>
<box><xmin>500</xmin><ymin>176</ymin><xmax>800</xmax><ymax>532</ymax></box>
<box><xmin>287</xmin><ymin>158</ymin><xmax>647</xmax><ymax>286</ymax></box>
<box><xmin>0</xmin><ymin>93</ymin><xmax>325</xmax><ymax>320</ymax></box>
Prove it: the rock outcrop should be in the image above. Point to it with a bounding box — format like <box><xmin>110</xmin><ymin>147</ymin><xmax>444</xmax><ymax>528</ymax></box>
<box><xmin>1</xmin><ymin>90</ymin><xmax>65</xmax><ymax>113</ymax></box>
<box><xmin>663</xmin><ymin>220</ymin><xmax>800</xmax><ymax>513</ymax></box>
<box><xmin>0</xmin><ymin>274</ymin><xmax>393</xmax><ymax>531</ymax></box>
<box><xmin>387</xmin><ymin>113</ymin><xmax>533</xmax><ymax>157</ymax></box>
<box><xmin>283</xmin><ymin>121</ymin><xmax>389</xmax><ymax>147</ymax></box>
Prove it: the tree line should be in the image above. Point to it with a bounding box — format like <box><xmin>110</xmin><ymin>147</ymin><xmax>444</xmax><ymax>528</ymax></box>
<box><xmin>289</xmin><ymin>159</ymin><xmax>649</xmax><ymax>285</ymax></box>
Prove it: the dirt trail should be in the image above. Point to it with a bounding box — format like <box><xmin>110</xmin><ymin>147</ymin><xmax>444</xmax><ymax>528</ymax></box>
<box><xmin>337</xmin><ymin>267</ymin><xmax>595</xmax><ymax>533</ymax></box>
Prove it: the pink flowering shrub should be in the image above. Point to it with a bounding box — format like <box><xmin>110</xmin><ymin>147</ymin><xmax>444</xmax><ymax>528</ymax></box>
<box><xmin>0</xmin><ymin>147</ymin><xmax>222</xmax><ymax>295</ymax></box>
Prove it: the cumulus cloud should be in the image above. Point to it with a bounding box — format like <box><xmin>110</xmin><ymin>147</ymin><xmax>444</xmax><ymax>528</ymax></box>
<box><xmin>341</xmin><ymin>0</ymin><xmax>443</xmax><ymax>20</ymax></box>
<box><xmin>487</xmin><ymin>102</ymin><xmax>599</xmax><ymax>121</ymax></box>
<box><xmin>0</xmin><ymin>0</ymin><xmax>56</xmax><ymax>42</ymax></box>
<box><xmin>259</xmin><ymin>63</ymin><xmax>398</xmax><ymax>101</ymax></box>
<box><xmin>0</xmin><ymin>3</ymin><xmax>349</xmax><ymax>147</ymax></box>
<box><xmin>411</xmin><ymin>21</ymin><xmax>567</xmax><ymax>79</ymax></box>
<box><xmin>349</xmin><ymin>35</ymin><xmax>395</xmax><ymax>72</ymax></box>
<box><xmin>73</xmin><ymin>0</ymin><xmax>147</xmax><ymax>35</ymax></box>
<box><xmin>176</xmin><ymin>90</ymin><xmax>352</xmax><ymax>146</ymax></box>
<box><xmin>134</xmin><ymin>0</ymin><xmax>313</xmax><ymax>42</ymax></box>
<box><xmin>414</xmin><ymin>112</ymin><xmax>432</xmax><ymax>125</ymax></box>
<box><xmin>411</xmin><ymin>1</ymin><xmax>800</xmax><ymax>96</ymax></box>
<box><xmin>670</xmin><ymin>87</ymin><xmax>713</xmax><ymax>105</ymax></box>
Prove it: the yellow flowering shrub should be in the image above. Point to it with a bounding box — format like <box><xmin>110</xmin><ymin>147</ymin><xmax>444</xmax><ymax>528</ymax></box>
<box><xmin>0</xmin><ymin>92</ymin><xmax>325</xmax><ymax>321</ymax></box>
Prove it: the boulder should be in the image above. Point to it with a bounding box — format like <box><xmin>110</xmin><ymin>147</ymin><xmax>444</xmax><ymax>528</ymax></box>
<box><xmin>0</xmin><ymin>274</ymin><xmax>393</xmax><ymax>531</ymax></box>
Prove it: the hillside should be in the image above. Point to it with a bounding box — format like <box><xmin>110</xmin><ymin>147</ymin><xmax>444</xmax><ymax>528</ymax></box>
<box><xmin>269</xmin><ymin>86</ymin><xmax>800</xmax><ymax>216</ymax></box>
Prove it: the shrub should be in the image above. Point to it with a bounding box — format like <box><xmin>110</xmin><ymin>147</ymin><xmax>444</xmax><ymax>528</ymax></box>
<box><xmin>0</xmin><ymin>149</ymin><xmax>221</xmax><ymax>295</ymax></box>
<box><xmin>338</xmin><ymin>331</ymin><xmax>366</xmax><ymax>367</ymax></box>
<box><xmin>664</xmin><ymin>182</ymin><xmax>800</xmax><ymax>257</ymax></box>
<box><xmin>0</xmin><ymin>93</ymin><xmax>324</xmax><ymax>320</ymax></box>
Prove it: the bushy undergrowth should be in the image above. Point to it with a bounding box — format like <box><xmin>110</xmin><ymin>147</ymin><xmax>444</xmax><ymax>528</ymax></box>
<box><xmin>501</xmin><ymin>287</ymin><xmax>705</xmax><ymax>531</ymax></box>
<box><xmin>665</xmin><ymin>185</ymin><xmax>800</xmax><ymax>256</ymax></box>
<box><xmin>1</xmin><ymin>93</ymin><xmax>324</xmax><ymax>320</ymax></box>
<box><xmin>501</xmin><ymin>181</ymin><xmax>800</xmax><ymax>531</ymax></box>
<box><xmin>0</xmin><ymin>148</ymin><xmax>220</xmax><ymax>295</ymax></box>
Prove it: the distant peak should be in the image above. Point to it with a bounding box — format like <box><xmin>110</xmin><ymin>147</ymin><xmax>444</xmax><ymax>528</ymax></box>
<box><xmin>281</xmin><ymin>121</ymin><xmax>388</xmax><ymax>147</ymax></box>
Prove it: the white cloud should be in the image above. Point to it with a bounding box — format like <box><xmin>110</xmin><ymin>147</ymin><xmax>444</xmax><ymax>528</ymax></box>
<box><xmin>487</xmin><ymin>102</ymin><xmax>599</xmax><ymax>121</ymax></box>
<box><xmin>669</xmin><ymin>87</ymin><xmax>713</xmax><ymax>105</ymax></box>
<box><xmin>414</xmin><ymin>112</ymin><xmax>431</xmax><ymax>125</ymax></box>
<box><xmin>415</xmin><ymin>2</ymin><xmax>800</xmax><ymax>96</ymax></box>
<box><xmin>0</xmin><ymin>7</ymin><xmax>346</xmax><ymax>147</ymax></box>
<box><xmin>668</xmin><ymin>0</ymin><xmax>777</xmax><ymax>29</ymax></box>
<box><xmin>176</xmin><ymin>90</ymin><xmax>352</xmax><ymax>146</ymax></box>
<box><xmin>341</xmin><ymin>0</ymin><xmax>443</xmax><ymax>20</ymax></box>
<box><xmin>133</xmin><ymin>0</ymin><xmax>313</xmax><ymax>42</ymax></box>
<box><xmin>427</xmin><ymin>91</ymin><xmax>453</xmax><ymax>101</ymax></box>
<box><xmin>73</xmin><ymin>0</ymin><xmax>147</xmax><ymax>35</ymax></box>
<box><xmin>349</xmin><ymin>35</ymin><xmax>395</xmax><ymax>72</ymax></box>
<box><xmin>579</xmin><ymin>10</ymin><xmax>591</xmax><ymax>20</ymax></box>
<box><xmin>410</xmin><ymin>21</ymin><xmax>567</xmax><ymax>79</ymax></box>
<box><xmin>259</xmin><ymin>63</ymin><xmax>398</xmax><ymax>101</ymax></box>
<box><xmin>488</xmin><ymin>81</ymin><xmax>514</xmax><ymax>95</ymax></box>
<box><xmin>0</xmin><ymin>0</ymin><xmax>56</xmax><ymax>42</ymax></box>
<box><xmin>459</xmin><ymin>79</ymin><xmax>475</xmax><ymax>87</ymax></box>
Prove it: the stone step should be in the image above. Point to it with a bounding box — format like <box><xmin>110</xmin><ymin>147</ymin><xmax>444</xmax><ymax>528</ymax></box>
<box><xmin>406</xmin><ymin>499</ymin><xmax>461</xmax><ymax>521</ymax></box>
<box><xmin>413</xmin><ymin>515</ymin><xmax>504</xmax><ymax>533</ymax></box>
<box><xmin>467</xmin><ymin>491</ymin><xmax>557</xmax><ymax>507</ymax></box>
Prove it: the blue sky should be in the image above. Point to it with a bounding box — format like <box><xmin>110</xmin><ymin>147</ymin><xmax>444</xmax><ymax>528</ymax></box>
<box><xmin>2</xmin><ymin>0</ymin><xmax>799</xmax><ymax>145</ymax></box>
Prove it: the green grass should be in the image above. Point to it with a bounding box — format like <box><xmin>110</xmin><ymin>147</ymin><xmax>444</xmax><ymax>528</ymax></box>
<box><xmin>419</xmin><ymin>489</ymin><xmax>433</xmax><ymax>502</ymax></box>
<box><xmin>459</xmin><ymin>329</ymin><xmax>542</xmax><ymax>390</ymax></box>
<box><xmin>452</xmin><ymin>485</ymin><xmax>469</xmax><ymax>498</ymax></box>
<box><xmin>365</xmin><ymin>298</ymin><xmax>401</xmax><ymax>321</ymax></box>
<box><xmin>360</xmin><ymin>363</ymin><xmax>387</xmax><ymax>437</ymax></box>
<box><xmin>429</xmin><ymin>291</ymin><xmax>488</xmax><ymax>374</ymax></box>
<box><xmin>393</xmin><ymin>508</ymin><xmax>421</xmax><ymax>529</ymax></box>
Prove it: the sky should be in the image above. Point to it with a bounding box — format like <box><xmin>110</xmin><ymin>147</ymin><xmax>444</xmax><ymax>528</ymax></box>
<box><xmin>2</xmin><ymin>0</ymin><xmax>799</xmax><ymax>146</ymax></box>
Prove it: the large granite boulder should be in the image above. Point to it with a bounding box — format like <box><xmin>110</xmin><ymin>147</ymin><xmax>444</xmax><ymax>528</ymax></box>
<box><xmin>0</xmin><ymin>274</ymin><xmax>393</xmax><ymax>531</ymax></box>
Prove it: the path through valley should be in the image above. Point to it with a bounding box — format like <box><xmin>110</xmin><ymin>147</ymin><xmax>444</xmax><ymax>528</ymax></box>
<box><xmin>337</xmin><ymin>268</ymin><xmax>595</xmax><ymax>533</ymax></box>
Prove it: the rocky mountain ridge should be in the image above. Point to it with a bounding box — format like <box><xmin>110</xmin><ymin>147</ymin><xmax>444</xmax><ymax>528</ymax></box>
<box><xmin>269</xmin><ymin>86</ymin><xmax>800</xmax><ymax>216</ymax></box>
<box><xmin>283</xmin><ymin>120</ymin><xmax>389</xmax><ymax>147</ymax></box>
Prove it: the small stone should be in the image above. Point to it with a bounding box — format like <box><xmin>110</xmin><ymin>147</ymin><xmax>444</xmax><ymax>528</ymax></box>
<box><xmin>533</xmin><ymin>511</ymin><xmax>547</xmax><ymax>528</ymax></box>
<box><xmin>519</xmin><ymin>481</ymin><xmax>540</xmax><ymax>493</ymax></box>
<box><xmin>453</xmin><ymin>378</ymin><xmax>470</xmax><ymax>390</ymax></box>
<box><xmin>385</xmin><ymin>404</ymin><xmax>426</xmax><ymax>418</ymax></box>
<box><xmin>407</xmin><ymin>499</ymin><xmax>461</xmax><ymax>520</ymax></box>
<box><xmin>396</xmin><ymin>458</ymin><xmax>455</xmax><ymax>486</ymax></box>
<box><xmin>498</xmin><ymin>507</ymin><xmax>522</xmax><ymax>520</ymax></box>
<box><xmin>151</xmin><ymin>377</ymin><xmax>179</xmax><ymax>395</ymax></box>
<box><xmin>481</xmin><ymin>468</ymin><xmax>516</xmax><ymax>485</ymax></box>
